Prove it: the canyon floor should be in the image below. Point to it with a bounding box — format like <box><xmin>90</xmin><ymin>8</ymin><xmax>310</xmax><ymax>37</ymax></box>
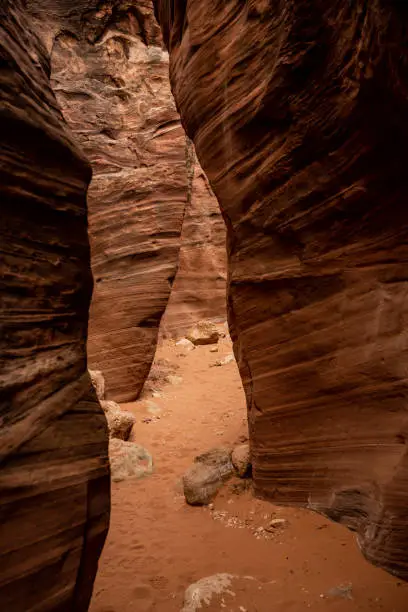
<box><xmin>89</xmin><ymin>331</ymin><xmax>408</xmax><ymax>612</ymax></box>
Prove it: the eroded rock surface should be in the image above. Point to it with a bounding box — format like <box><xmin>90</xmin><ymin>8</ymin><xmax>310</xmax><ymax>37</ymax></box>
<box><xmin>109</xmin><ymin>438</ymin><xmax>153</xmax><ymax>482</ymax></box>
<box><xmin>100</xmin><ymin>400</ymin><xmax>136</xmax><ymax>440</ymax></box>
<box><xmin>231</xmin><ymin>444</ymin><xmax>251</xmax><ymax>478</ymax></box>
<box><xmin>186</xmin><ymin>320</ymin><xmax>220</xmax><ymax>346</ymax></box>
<box><xmin>90</xmin><ymin>369</ymin><xmax>106</xmax><ymax>401</ymax></box>
<box><xmin>184</xmin><ymin>447</ymin><xmax>234</xmax><ymax>505</ymax></box>
<box><xmin>1</xmin><ymin>6</ymin><xmax>225</xmax><ymax>607</ymax></box>
<box><xmin>183</xmin><ymin>463</ymin><xmax>228</xmax><ymax>506</ymax></box>
<box><xmin>161</xmin><ymin>147</ymin><xmax>227</xmax><ymax>338</ymax></box>
<box><xmin>181</xmin><ymin>573</ymin><xmax>235</xmax><ymax>612</ymax></box>
<box><xmin>45</xmin><ymin>0</ymin><xmax>188</xmax><ymax>402</ymax></box>
<box><xmin>0</xmin><ymin>2</ymin><xmax>109</xmax><ymax>610</ymax></box>
<box><xmin>21</xmin><ymin>0</ymin><xmax>226</xmax><ymax>402</ymax></box>
<box><xmin>155</xmin><ymin>0</ymin><xmax>408</xmax><ymax>580</ymax></box>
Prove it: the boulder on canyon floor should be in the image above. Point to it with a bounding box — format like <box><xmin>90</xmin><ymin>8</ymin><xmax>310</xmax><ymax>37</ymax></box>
<box><xmin>186</xmin><ymin>320</ymin><xmax>220</xmax><ymax>346</ymax></box>
<box><xmin>109</xmin><ymin>439</ymin><xmax>153</xmax><ymax>482</ymax></box>
<box><xmin>183</xmin><ymin>448</ymin><xmax>234</xmax><ymax>505</ymax></box>
<box><xmin>176</xmin><ymin>337</ymin><xmax>196</xmax><ymax>353</ymax></box>
<box><xmin>183</xmin><ymin>463</ymin><xmax>226</xmax><ymax>506</ymax></box>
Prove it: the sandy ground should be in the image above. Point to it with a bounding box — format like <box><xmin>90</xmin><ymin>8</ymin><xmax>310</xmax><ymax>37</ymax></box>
<box><xmin>90</xmin><ymin>332</ymin><xmax>408</xmax><ymax>612</ymax></box>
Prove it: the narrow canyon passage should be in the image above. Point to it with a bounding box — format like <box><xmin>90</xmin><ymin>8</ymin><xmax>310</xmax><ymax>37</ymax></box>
<box><xmin>89</xmin><ymin>329</ymin><xmax>407</xmax><ymax>612</ymax></box>
<box><xmin>3</xmin><ymin>2</ymin><xmax>408</xmax><ymax>609</ymax></box>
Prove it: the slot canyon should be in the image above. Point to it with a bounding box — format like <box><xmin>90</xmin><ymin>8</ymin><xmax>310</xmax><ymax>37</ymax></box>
<box><xmin>1</xmin><ymin>1</ymin><xmax>408</xmax><ymax>611</ymax></box>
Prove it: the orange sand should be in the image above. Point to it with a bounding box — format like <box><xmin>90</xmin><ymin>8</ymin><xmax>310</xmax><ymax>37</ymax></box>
<box><xmin>90</xmin><ymin>334</ymin><xmax>408</xmax><ymax>612</ymax></box>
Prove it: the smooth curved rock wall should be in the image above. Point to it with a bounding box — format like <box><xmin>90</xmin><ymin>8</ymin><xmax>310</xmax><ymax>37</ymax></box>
<box><xmin>0</xmin><ymin>2</ymin><xmax>110</xmax><ymax>610</ymax></box>
<box><xmin>161</xmin><ymin>142</ymin><xmax>227</xmax><ymax>338</ymax></box>
<box><xmin>154</xmin><ymin>0</ymin><xmax>408</xmax><ymax>580</ymax></box>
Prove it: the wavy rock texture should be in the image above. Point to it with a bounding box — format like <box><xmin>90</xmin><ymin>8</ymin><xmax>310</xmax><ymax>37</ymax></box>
<box><xmin>45</xmin><ymin>0</ymin><xmax>188</xmax><ymax>402</ymax></box>
<box><xmin>44</xmin><ymin>0</ymin><xmax>226</xmax><ymax>400</ymax></box>
<box><xmin>161</xmin><ymin>143</ymin><xmax>227</xmax><ymax>338</ymax></box>
<box><xmin>0</xmin><ymin>2</ymin><xmax>110</xmax><ymax>611</ymax></box>
<box><xmin>154</xmin><ymin>0</ymin><xmax>408</xmax><ymax>580</ymax></box>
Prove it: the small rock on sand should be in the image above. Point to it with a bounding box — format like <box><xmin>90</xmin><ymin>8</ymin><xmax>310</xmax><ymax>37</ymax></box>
<box><xmin>89</xmin><ymin>369</ymin><xmax>105</xmax><ymax>400</ymax></box>
<box><xmin>183</xmin><ymin>464</ymin><xmax>228</xmax><ymax>505</ymax></box>
<box><xmin>328</xmin><ymin>583</ymin><xmax>353</xmax><ymax>600</ymax></box>
<box><xmin>109</xmin><ymin>439</ymin><xmax>153</xmax><ymax>482</ymax></box>
<box><xmin>176</xmin><ymin>338</ymin><xmax>195</xmax><ymax>352</ymax></box>
<box><xmin>212</xmin><ymin>354</ymin><xmax>235</xmax><ymax>367</ymax></box>
<box><xmin>231</xmin><ymin>444</ymin><xmax>251</xmax><ymax>477</ymax></box>
<box><xmin>265</xmin><ymin>518</ymin><xmax>288</xmax><ymax>532</ymax></box>
<box><xmin>181</xmin><ymin>574</ymin><xmax>235</xmax><ymax>612</ymax></box>
<box><xmin>186</xmin><ymin>320</ymin><xmax>220</xmax><ymax>346</ymax></box>
<box><xmin>165</xmin><ymin>374</ymin><xmax>183</xmax><ymax>386</ymax></box>
<box><xmin>184</xmin><ymin>448</ymin><xmax>234</xmax><ymax>505</ymax></box>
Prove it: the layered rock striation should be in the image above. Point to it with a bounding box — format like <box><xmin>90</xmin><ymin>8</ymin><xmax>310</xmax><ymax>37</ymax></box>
<box><xmin>154</xmin><ymin>0</ymin><xmax>408</xmax><ymax>580</ymax></box>
<box><xmin>0</xmin><ymin>2</ymin><xmax>109</xmax><ymax>610</ymax></box>
<box><xmin>46</xmin><ymin>0</ymin><xmax>226</xmax><ymax>400</ymax></box>
<box><xmin>161</xmin><ymin>144</ymin><xmax>227</xmax><ymax>338</ymax></box>
<box><xmin>1</xmin><ymin>1</ymin><xmax>225</xmax><ymax>608</ymax></box>
<box><xmin>47</xmin><ymin>0</ymin><xmax>189</xmax><ymax>402</ymax></box>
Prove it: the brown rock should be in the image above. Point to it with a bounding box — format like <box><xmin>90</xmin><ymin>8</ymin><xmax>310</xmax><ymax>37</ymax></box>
<box><xmin>156</xmin><ymin>0</ymin><xmax>408</xmax><ymax>580</ymax></box>
<box><xmin>265</xmin><ymin>518</ymin><xmax>288</xmax><ymax>531</ymax></box>
<box><xmin>106</xmin><ymin>410</ymin><xmax>135</xmax><ymax>441</ymax></box>
<box><xmin>100</xmin><ymin>401</ymin><xmax>135</xmax><ymax>441</ymax></box>
<box><xmin>89</xmin><ymin>369</ymin><xmax>106</xmax><ymax>401</ymax></box>
<box><xmin>176</xmin><ymin>338</ymin><xmax>196</xmax><ymax>353</ymax></box>
<box><xmin>231</xmin><ymin>444</ymin><xmax>251</xmax><ymax>478</ymax></box>
<box><xmin>183</xmin><ymin>463</ymin><xmax>226</xmax><ymax>506</ymax></box>
<box><xmin>212</xmin><ymin>354</ymin><xmax>235</xmax><ymax>367</ymax></box>
<box><xmin>0</xmin><ymin>2</ymin><xmax>109</xmax><ymax>609</ymax></box>
<box><xmin>195</xmin><ymin>447</ymin><xmax>233</xmax><ymax>473</ymax></box>
<box><xmin>109</xmin><ymin>439</ymin><xmax>153</xmax><ymax>482</ymax></box>
<box><xmin>47</xmin><ymin>1</ymin><xmax>188</xmax><ymax>403</ymax></box>
<box><xmin>184</xmin><ymin>447</ymin><xmax>234</xmax><ymax>505</ymax></box>
<box><xmin>0</xmin><ymin>0</ymin><xmax>222</xmax><ymax>608</ymax></box>
<box><xmin>186</xmin><ymin>320</ymin><xmax>220</xmax><ymax>346</ymax></box>
<box><xmin>181</xmin><ymin>574</ymin><xmax>235</xmax><ymax>612</ymax></box>
<box><xmin>43</xmin><ymin>1</ymin><xmax>226</xmax><ymax>401</ymax></box>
